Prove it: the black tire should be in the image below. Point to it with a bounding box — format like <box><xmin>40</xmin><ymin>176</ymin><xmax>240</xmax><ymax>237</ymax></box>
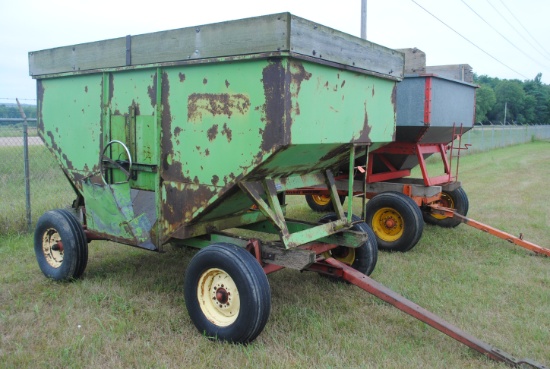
<box><xmin>34</xmin><ymin>209</ymin><xmax>88</xmax><ymax>281</ymax></box>
<box><xmin>184</xmin><ymin>243</ymin><xmax>271</xmax><ymax>343</ymax></box>
<box><xmin>423</xmin><ymin>187</ymin><xmax>469</xmax><ymax>228</ymax></box>
<box><xmin>305</xmin><ymin>194</ymin><xmax>346</xmax><ymax>212</ymax></box>
<box><xmin>364</xmin><ymin>192</ymin><xmax>424</xmax><ymax>252</ymax></box>
<box><xmin>319</xmin><ymin>213</ymin><xmax>378</xmax><ymax>276</ymax></box>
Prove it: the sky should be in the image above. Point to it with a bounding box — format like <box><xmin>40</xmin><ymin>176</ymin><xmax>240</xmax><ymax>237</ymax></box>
<box><xmin>2</xmin><ymin>0</ymin><xmax>550</xmax><ymax>104</ymax></box>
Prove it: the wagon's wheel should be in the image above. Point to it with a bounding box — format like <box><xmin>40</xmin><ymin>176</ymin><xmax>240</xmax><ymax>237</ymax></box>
<box><xmin>184</xmin><ymin>243</ymin><xmax>271</xmax><ymax>343</ymax></box>
<box><xmin>423</xmin><ymin>187</ymin><xmax>469</xmax><ymax>228</ymax></box>
<box><xmin>34</xmin><ymin>209</ymin><xmax>88</xmax><ymax>281</ymax></box>
<box><xmin>100</xmin><ymin>140</ymin><xmax>133</xmax><ymax>184</ymax></box>
<box><xmin>318</xmin><ymin>213</ymin><xmax>378</xmax><ymax>277</ymax></box>
<box><xmin>364</xmin><ymin>192</ymin><xmax>424</xmax><ymax>252</ymax></box>
<box><xmin>305</xmin><ymin>194</ymin><xmax>346</xmax><ymax>212</ymax></box>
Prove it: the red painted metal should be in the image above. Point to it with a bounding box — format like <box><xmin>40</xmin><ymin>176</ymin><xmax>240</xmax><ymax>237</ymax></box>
<box><xmin>246</xmin><ymin>239</ymin><xmax>263</xmax><ymax>265</ymax></box>
<box><xmin>317</xmin><ymin>257</ymin><xmax>547</xmax><ymax>369</ymax></box>
<box><xmin>367</xmin><ymin>141</ymin><xmax>454</xmax><ymax>186</ymax></box>
<box><xmin>430</xmin><ymin>205</ymin><xmax>550</xmax><ymax>257</ymax></box>
<box><xmin>424</xmin><ymin>76</ymin><xmax>432</xmax><ymax>124</ymax></box>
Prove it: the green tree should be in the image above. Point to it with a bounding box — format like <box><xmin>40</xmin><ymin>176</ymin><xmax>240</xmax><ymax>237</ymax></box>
<box><xmin>524</xmin><ymin>73</ymin><xmax>549</xmax><ymax>123</ymax></box>
<box><xmin>491</xmin><ymin>80</ymin><xmax>526</xmax><ymax>123</ymax></box>
<box><xmin>475</xmin><ymin>85</ymin><xmax>496</xmax><ymax>123</ymax></box>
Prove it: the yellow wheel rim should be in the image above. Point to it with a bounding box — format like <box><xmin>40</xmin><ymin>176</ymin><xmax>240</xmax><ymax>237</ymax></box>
<box><xmin>431</xmin><ymin>192</ymin><xmax>455</xmax><ymax>220</ymax></box>
<box><xmin>197</xmin><ymin>268</ymin><xmax>240</xmax><ymax>327</ymax></box>
<box><xmin>371</xmin><ymin>207</ymin><xmax>404</xmax><ymax>242</ymax></box>
<box><xmin>42</xmin><ymin>228</ymin><xmax>63</xmax><ymax>268</ymax></box>
<box><xmin>311</xmin><ymin>194</ymin><xmax>331</xmax><ymax>206</ymax></box>
<box><xmin>323</xmin><ymin>246</ymin><xmax>356</xmax><ymax>266</ymax></box>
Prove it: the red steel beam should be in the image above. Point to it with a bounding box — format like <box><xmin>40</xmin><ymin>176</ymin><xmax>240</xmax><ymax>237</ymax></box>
<box><xmin>322</xmin><ymin>257</ymin><xmax>547</xmax><ymax>368</ymax></box>
<box><xmin>430</xmin><ymin>205</ymin><xmax>550</xmax><ymax>257</ymax></box>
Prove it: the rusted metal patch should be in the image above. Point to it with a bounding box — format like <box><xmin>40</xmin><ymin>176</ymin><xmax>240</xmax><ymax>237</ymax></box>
<box><xmin>162</xmin><ymin>181</ymin><xmax>218</xmax><ymax>231</ymax></box>
<box><xmin>37</xmin><ymin>80</ymin><xmax>45</xmax><ymax>133</ymax></box>
<box><xmin>161</xmin><ymin>71</ymin><xmax>185</xmax><ymax>183</ymax></box>
<box><xmin>187</xmin><ymin>93</ymin><xmax>250</xmax><ymax>122</ymax></box>
<box><xmin>289</xmin><ymin>60</ymin><xmax>312</xmax><ymax>97</ymax></box>
<box><xmin>147</xmin><ymin>71</ymin><xmax>158</xmax><ymax>108</ymax></box>
<box><xmin>260</xmin><ymin>59</ymin><xmax>288</xmax><ymax>152</ymax></box>
<box><xmin>356</xmin><ymin>101</ymin><xmax>372</xmax><ymax>143</ymax></box>
<box><xmin>221</xmin><ymin>123</ymin><xmax>232</xmax><ymax>142</ymax></box>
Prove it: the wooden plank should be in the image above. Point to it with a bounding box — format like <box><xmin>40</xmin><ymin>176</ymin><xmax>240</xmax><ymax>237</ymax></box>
<box><xmin>261</xmin><ymin>243</ymin><xmax>316</xmax><ymax>270</ymax></box>
<box><xmin>29</xmin><ymin>37</ymin><xmax>127</xmax><ymax>76</ymax></box>
<box><xmin>396</xmin><ymin>48</ymin><xmax>426</xmax><ymax>74</ymax></box>
<box><xmin>290</xmin><ymin>15</ymin><xmax>404</xmax><ymax>79</ymax></box>
<box><xmin>426</xmin><ymin>64</ymin><xmax>474</xmax><ymax>83</ymax></box>
<box><xmin>131</xmin><ymin>14</ymin><xmax>289</xmax><ymax>65</ymax></box>
<box><xmin>29</xmin><ymin>12</ymin><xmax>404</xmax><ymax>80</ymax></box>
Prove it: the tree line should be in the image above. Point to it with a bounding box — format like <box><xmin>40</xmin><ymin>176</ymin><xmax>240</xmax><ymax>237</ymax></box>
<box><xmin>0</xmin><ymin>103</ymin><xmax>37</xmax><ymax>124</ymax></box>
<box><xmin>474</xmin><ymin>73</ymin><xmax>550</xmax><ymax>125</ymax></box>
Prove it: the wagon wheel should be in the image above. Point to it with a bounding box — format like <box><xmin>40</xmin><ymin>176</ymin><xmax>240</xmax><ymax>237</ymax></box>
<box><xmin>100</xmin><ymin>140</ymin><xmax>133</xmax><ymax>184</ymax></box>
<box><xmin>34</xmin><ymin>209</ymin><xmax>88</xmax><ymax>281</ymax></box>
<box><xmin>305</xmin><ymin>194</ymin><xmax>346</xmax><ymax>212</ymax></box>
<box><xmin>184</xmin><ymin>243</ymin><xmax>271</xmax><ymax>343</ymax></box>
<box><xmin>365</xmin><ymin>192</ymin><xmax>424</xmax><ymax>252</ymax></box>
<box><xmin>318</xmin><ymin>213</ymin><xmax>378</xmax><ymax>277</ymax></box>
<box><xmin>423</xmin><ymin>187</ymin><xmax>469</xmax><ymax>228</ymax></box>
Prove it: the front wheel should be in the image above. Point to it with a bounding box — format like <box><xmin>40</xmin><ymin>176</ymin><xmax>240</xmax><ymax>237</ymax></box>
<box><xmin>423</xmin><ymin>187</ymin><xmax>469</xmax><ymax>228</ymax></box>
<box><xmin>34</xmin><ymin>209</ymin><xmax>88</xmax><ymax>281</ymax></box>
<box><xmin>184</xmin><ymin>243</ymin><xmax>271</xmax><ymax>343</ymax></box>
<box><xmin>365</xmin><ymin>192</ymin><xmax>424</xmax><ymax>252</ymax></box>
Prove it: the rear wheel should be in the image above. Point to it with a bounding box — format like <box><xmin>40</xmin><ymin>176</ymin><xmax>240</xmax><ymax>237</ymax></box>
<box><xmin>365</xmin><ymin>192</ymin><xmax>423</xmax><ymax>252</ymax></box>
<box><xmin>305</xmin><ymin>194</ymin><xmax>346</xmax><ymax>212</ymax></box>
<box><xmin>319</xmin><ymin>213</ymin><xmax>378</xmax><ymax>277</ymax></box>
<box><xmin>184</xmin><ymin>243</ymin><xmax>271</xmax><ymax>343</ymax></box>
<box><xmin>34</xmin><ymin>209</ymin><xmax>88</xmax><ymax>281</ymax></box>
<box><xmin>423</xmin><ymin>187</ymin><xmax>469</xmax><ymax>228</ymax></box>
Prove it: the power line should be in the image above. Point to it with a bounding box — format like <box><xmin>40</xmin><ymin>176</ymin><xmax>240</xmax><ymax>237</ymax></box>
<box><xmin>497</xmin><ymin>0</ymin><xmax>550</xmax><ymax>59</ymax></box>
<box><xmin>460</xmin><ymin>0</ymin><xmax>550</xmax><ymax>70</ymax></box>
<box><xmin>410</xmin><ymin>0</ymin><xmax>530</xmax><ymax>80</ymax></box>
<box><xmin>485</xmin><ymin>0</ymin><xmax>550</xmax><ymax>64</ymax></box>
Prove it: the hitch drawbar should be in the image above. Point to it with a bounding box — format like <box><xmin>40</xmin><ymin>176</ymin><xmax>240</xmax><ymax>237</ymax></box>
<box><xmin>430</xmin><ymin>205</ymin><xmax>550</xmax><ymax>257</ymax></box>
<box><xmin>320</xmin><ymin>257</ymin><xmax>547</xmax><ymax>368</ymax></box>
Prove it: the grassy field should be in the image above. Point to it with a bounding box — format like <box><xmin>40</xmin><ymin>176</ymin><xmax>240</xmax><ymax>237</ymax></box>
<box><xmin>0</xmin><ymin>141</ymin><xmax>549</xmax><ymax>368</ymax></box>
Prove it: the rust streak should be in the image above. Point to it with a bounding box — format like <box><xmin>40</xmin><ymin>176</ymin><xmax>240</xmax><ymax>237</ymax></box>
<box><xmin>147</xmin><ymin>72</ymin><xmax>158</xmax><ymax>108</ymax></box>
<box><xmin>187</xmin><ymin>93</ymin><xmax>250</xmax><ymax>122</ymax></box>
<box><xmin>261</xmin><ymin>59</ymin><xmax>287</xmax><ymax>152</ymax></box>
<box><xmin>161</xmin><ymin>71</ymin><xmax>184</xmax><ymax>182</ymax></box>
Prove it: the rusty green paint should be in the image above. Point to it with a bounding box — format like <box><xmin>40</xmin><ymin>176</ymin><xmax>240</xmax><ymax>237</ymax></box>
<box><xmin>36</xmin><ymin>54</ymin><xmax>397</xmax><ymax>250</ymax></box>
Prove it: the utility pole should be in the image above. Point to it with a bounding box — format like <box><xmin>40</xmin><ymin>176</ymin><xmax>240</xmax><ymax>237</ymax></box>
<box><xmin>503</xmin><ymin>101</ymin><xmax>507</xmax><ymax>125</ymax></box>
<box><xmin>361</xmin><ymin>0</ymin><xmax>367</xmax><ymax>39</ymax></box>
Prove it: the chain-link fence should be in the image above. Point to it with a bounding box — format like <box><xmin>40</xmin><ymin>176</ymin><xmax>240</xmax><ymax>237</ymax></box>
<box><xmin>1</xmin><ymin>118</ymin><xmax>550</xmax><ymax>235</ymax></box>
<box><xmin>0</xmin><ymin>120</ymin><xmax>73</xmax><ymax>236</ymax></box>
<box><xmin>462</xmin><ymin>124</ymin><xmax>550</xmax><ymax>154</ymax></box>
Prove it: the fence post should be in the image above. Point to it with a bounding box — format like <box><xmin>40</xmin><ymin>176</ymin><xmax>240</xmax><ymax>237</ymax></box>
<box><xmin>16</xmin><ymin>99</ymin><xmax>32</xmax><ymax>232</ymax></box>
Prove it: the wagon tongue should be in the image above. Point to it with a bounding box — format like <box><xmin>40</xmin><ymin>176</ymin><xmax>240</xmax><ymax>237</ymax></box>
<box><xmin>320</xmin><ymin>257</ymin><xmax>547</xmax><ymax>369</ymax></box>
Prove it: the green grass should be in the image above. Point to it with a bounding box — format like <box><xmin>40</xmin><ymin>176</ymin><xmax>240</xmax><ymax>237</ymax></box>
<box><xmin>1</xmin><ymin>142</ymin><xmax>549</xmax><ymax>368</ymax></box>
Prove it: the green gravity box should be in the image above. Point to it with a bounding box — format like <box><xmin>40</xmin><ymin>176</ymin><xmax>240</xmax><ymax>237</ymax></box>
<box><xmin>29</xmin><ymin>13</ymin><xmax>404</xmax><ymax>251</ymax></box>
